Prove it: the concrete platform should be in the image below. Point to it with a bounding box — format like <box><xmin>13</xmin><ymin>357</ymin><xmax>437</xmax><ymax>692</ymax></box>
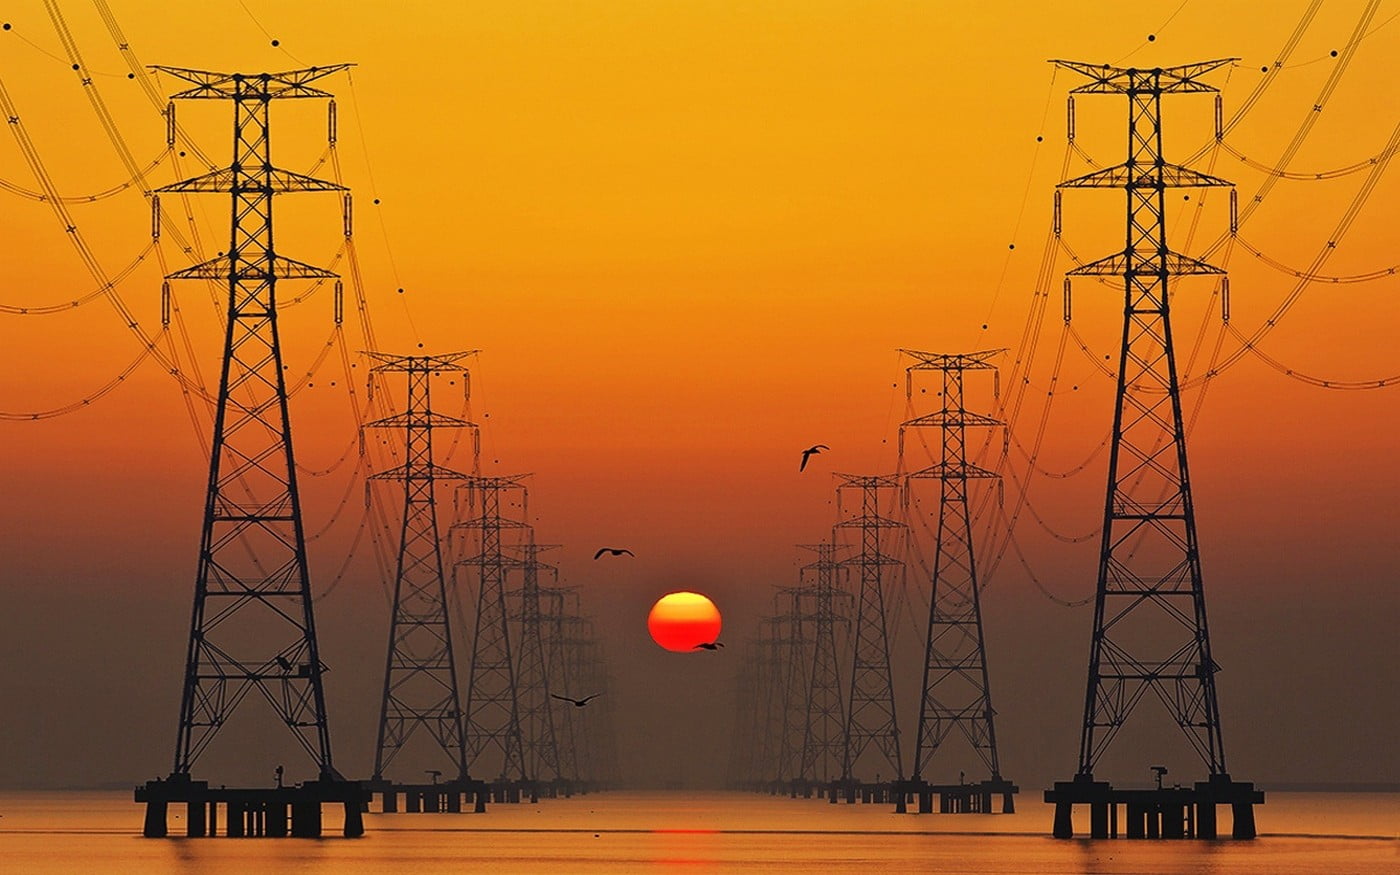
<box><xmin>135</xmin><ymin>774</ymin><xmax>366</xmax><ymax>838</ymax></box>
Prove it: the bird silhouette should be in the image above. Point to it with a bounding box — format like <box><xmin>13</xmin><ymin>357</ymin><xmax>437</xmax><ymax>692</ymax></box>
<box><xmin>593</xmin><ymin>547</ymin><xmax>635</xmax><ymax>560</ymax></box>
<box><xmin>799</xmin><ymin>444</ymin><xmax>830</xmax><ymax>472</ymax></box>
<box><xmin>552</xmin><ymin>693</ymin><xmax>602</xmax><ymax>707</ymax></box>
<box><xmin>694</xmin><ymin>641</ymin><xmax>724</xmax><ymax>651</ymax></box>
<box><xmin>274</xmin><ymin>655</ymin><xmax>293</xmax><ymax>672</ymax></box>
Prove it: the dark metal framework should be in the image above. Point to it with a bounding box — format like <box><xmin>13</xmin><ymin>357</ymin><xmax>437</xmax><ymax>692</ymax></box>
<box><xmin>773</xmin><ymin>585</ymin><xmax>811</xmax><ymax>784</ymax></box>
<box><xmin>456</xmin><ymin>475</ymin><xmax>530</xmax><ymax>780</ymax></box>
<box><xmin>797</xmin><ymin>542</ymin><xmax>848</xmax><ymax>782</ymax></box>
<box><xmin>511</xmin><ymin>539</ymin><xmax>564</xmax><ymax>783</ymax></box>
<box><xmin>367</xmin><ymin>351</ymin><xmax>476</xmax><ymax>781</ymax></box>
<box><xmin>835</xmin><ymin>475</ymin><xmax>906</xmax><ymax>783</ymax></box>
<box><xmin>157</xmin><ymin>65</ymin><xmax>351</xmax><ymax>778</ymax></box>
<box><xmin>901</xmin><ymin>349</ymin><xmax>1008</xmax><ymax>783</ymax></box>
<box><xmin>540</xmin><ymin>584</ymin><xmax>583</xmax><ymax>781</ymax></box>
<box><xmin>1055</xmin><ymin>59</ymin><xmax>1235</xmax><ymax>779</ymax></box>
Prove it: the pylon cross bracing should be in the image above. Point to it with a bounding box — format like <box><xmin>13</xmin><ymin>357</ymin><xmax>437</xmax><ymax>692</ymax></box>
<box><xmin>1054</xmin><ymin>58</ymin><xmax>1236</xmax><ymax>779</ymax></box>
<box><xmin>834</xmin><ymin>474</ymin><xmax>906</xmax><ymax>782</ymax></box>
<box><xmin>366</xmin><ymin>351</ymin><xmax>476</xmax><ymax>781</ymax></box>
<box><xmin>900</xmin><ymin>348</ymin><xmax>1009</xmax><ymax>784</ymax></box>
<box><xmin>156</xmin><ymin>65</ymin><xmax>350</xmax><ymax>779</ymax></box>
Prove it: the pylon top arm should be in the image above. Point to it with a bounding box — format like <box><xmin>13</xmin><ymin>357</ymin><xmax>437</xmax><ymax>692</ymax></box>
<box><xmin>364</xmin><ymin>411</ymin><xmax>476</xmax><ymax>430</ymax></box>
<box><xmin>898</xmin><ymin>348</ymin><xmax>1006</xmax><ymax>370</ymax></box>
<box><xmin>365</xmin><ymin>350</ymin><xmax>479</xmax><ymax>372</ymax></box>
<box><xmin>151</xmin><ymin>64</ymin><xmax>354</xmax><ymax>99</ymax></box>
<box><xmin>832</xmin><ymin>472</ymin><xmax>902</xmax><ymax>490</ymax></box>
<box><xmin>158</xmin><ymin>167</ymin><xmax>346</xmax><ymax>194</ymax></box>
<box><xmin>1049</xmin><ymin>58</ymin><xmax>1237</xmax><ymax>94</ymax></box>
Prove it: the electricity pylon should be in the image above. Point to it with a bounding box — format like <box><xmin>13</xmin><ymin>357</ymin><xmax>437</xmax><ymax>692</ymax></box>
<box><xmin>456</xmin><ymin>474</ymin><xmax>530</xmax><ymax>781</ymax></box>
<box><xmin>511</xmin><ymin>539</ymin><xmax>563</xmax><ymax>785</ymax></box>
<box><xmin>366</xmin><ymin>351</ymin><xmax>475</xmax><ymax>782</ymax></box>
<box><xmin>900</xmin><ymin>349</ymin><xmax>1009</xmax><ymax>788</ymax></box>
<box><xmin>798</xmin><ymin>541</ymin><xmax>848</xmax><ymax>784</ymax></box>
<box><xmin>774</xmin><ymin>585</ymin><xmax>812</xmax><ymax>785</ymax></box>
<box><xmin>540</xmin><ymin>585</ymin><xmax>582</xmax><ymax>782</ymax></box>
<box><xmin>156</xmin><ymin>65</ymin><xmax>350</xmax><ymax>780</ymax></box>
<box><xmin>835</xmin><ymin>475</ymin><xmax>906</xmax><ymax>786</ymax></box>
<box><xmin>1054</xmin><ymin>58</ymin><xmax>1236</xmax><ymax>783</ymax></box>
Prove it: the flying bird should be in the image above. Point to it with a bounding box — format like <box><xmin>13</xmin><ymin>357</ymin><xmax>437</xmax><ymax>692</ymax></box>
<box><xmin>799</xmin><ymin>444</ymin><xmax>830</xmax><ymax>472</ymax></box>
<box><xmin>593</xmin><ymin>547</ymin><xmax>635</xmax><ymax>560</ymax></box>
<box><xmin>552</xmin><ymin>693</ymin><xmax>602</xmax><ymax>708</ymax></box>
<box><xmin>694</xmin><ymin>641</ymin><xmax>725</xmax><ymax>651</ymax></box>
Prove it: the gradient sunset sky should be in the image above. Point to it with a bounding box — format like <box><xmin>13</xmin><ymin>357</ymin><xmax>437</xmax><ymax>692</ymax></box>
<box><xmin>0</xmin><ymin>1</ymin><xmax>1396</xmax><ymax>790</ymax></box>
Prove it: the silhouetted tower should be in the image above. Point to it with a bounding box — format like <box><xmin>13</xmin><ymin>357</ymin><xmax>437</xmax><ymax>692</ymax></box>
<box><xmin>511</xmin><ymin>539</ymin><xmax>563</xmax><ymax>784</ymax></box>
<box><xmin>573</xmin><ymin>625</ymin><xmax>619</xmax><ymax>786</ymax></box>
<box><xmin>900</xmin><ymin>349</ymin><xmax>1009</xmax><ymax>787</ymax></box>
<box><xmin>1054</xmin><ymin>59</ymin><xmax>1236</xmax><ymax>784</ymax></box>
<box><xmin>456</xmin><ymin>475</ymin><xmax>530</xmax><ymax>781</ymax></box>
<box><xmin>539</xmin><ymin>585</ymin><xmax>582</xmax><ymax>781</ymax></box>
<box><xmin>559</xmin><ymin>613</ymin><xmax>597</xmax><ymax>783</ymax></box>
<box><xmin>366</xmin><ymin>351</ymin><xmax>475</xmax><ymax>782</ymax></box>
<box><xmin>798</xmin><ymin>542</ymin><xmax>848</xmax><ymax>783</ymax></box>
<box><xmin>834</xmin><ymin>475</ymin><xmax>906</xmax><ymax>786</ymax></box>
<box><xmin>155</xmin><ymin>65</ymin><xmax>351</xmax><ymax>779</ymax></box>
<box><xmin>774</xmin><ymin>585</ymin><xmax>812</xmax><ymax>784</ymax></box>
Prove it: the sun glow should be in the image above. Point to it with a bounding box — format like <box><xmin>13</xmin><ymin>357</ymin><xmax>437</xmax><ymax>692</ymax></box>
<box><xmin>647</xmin><ymin>591</ymin><xmax>722</xmax><ymax>653</ymax></box>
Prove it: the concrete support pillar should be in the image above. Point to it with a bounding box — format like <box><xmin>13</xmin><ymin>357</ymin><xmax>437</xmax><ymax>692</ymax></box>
<box><xmin>1090</xmin><ymin>801</ymin><xmax>1109</xmax><ymax>839</ymax></box>
<box><xmin>143</xmin><ymin>800</ymin><xmax>168</xmax><ymax>838</ymax></box>
<box><xmin>186</xmin><ymin>799</ymin><xmax>207</xmax><ymax>838</ymax></box>
<box><xmin>1231</xmin><ymin>802</ymin><xmax>1256</xmax><ymax>839</ymax></box>
<box><xmin>343</xmin><ymin>800</ymin><xmax>364</xmax><ymax>838</ymax></box>
<box><xmin>1052</xmin><ymin>801</ymin><xmax>1073</xmax><ymax>839</ymax></box>
<box><xmin>267</xmin><ymin>803</ymin><xmax>288</xmax><ymax>838</ymax></box>
<box><xmin>226</xmin><ymin>802</ymin><xmax>245</xmax><ymax>838</ymax></box>
<box><xmin>1197</xmin><ymin>802</ymin><xmax>1217</xmax><ymax>839</ymax></box>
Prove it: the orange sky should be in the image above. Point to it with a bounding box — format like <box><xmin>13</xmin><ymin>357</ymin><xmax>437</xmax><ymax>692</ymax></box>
<box><xmin>0</xmin><ymin>1</ymin><xmax>1396</xmax><ymax>789</ymax></box>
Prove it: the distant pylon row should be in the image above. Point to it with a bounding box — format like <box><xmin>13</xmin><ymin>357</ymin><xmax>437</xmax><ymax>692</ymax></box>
<box><xmin>367</xmin><ymin>352</ymin><xmax>620</xmax><ymax>801</ymax></box>
<box><xmin>729</xmin><ymin>351</ymin><xmax>1015</xmax><ymax>813</ymax></box>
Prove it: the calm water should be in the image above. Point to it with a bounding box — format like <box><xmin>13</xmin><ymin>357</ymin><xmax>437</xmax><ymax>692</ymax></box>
<box><xmin>0</xmin><ymin>790</ymin><xmax>1394</xmax><ymax>873</ymax></box>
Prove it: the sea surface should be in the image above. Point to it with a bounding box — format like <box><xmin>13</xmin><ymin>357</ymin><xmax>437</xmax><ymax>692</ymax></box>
<box><xmin>0</xmin><ymin>789</ymin><xmax>1394</xmax><ymax>873</ymax></box>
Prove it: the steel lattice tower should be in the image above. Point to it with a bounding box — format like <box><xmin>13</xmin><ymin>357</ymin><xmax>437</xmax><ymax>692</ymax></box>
<box><xmin>541</xmin><ymin>586</ymin><xmax>583</xmax><ymax>782</ymax></box>
<box><xmin>157</xmin><ymin>65</ymin><xmax>351</xmax><ymax>779</ymax></box>
<box><xmin>1055</xmin><ymin>59</ymin><xmax>1235</xmax><ymax>780</ymax></box>
<box><xmin>456</xmin><ymin>475</ymin><xmax>529</xmax><ymax>781</ymax></box>
<box><xmin>366</xmin><ymin>351</ymin><xmax>475</xmax><ymax>782</ymax></box>
<box><xmin>835</xmin><ymin>475</ymin><xmax>906</xmax><ymax>785</ymax></box>
<box><xmin>901</xmin><ymin>349</ymin><xmax>1008</xmax><ymax>785</ymax></box>
<box><xmin>798</xmin><ymin>542</ymin><xmax>847</xmax><ymax>784</ymax></box>
<box><xmin>511</xmin><ymin>539</ymin><xmax>563</xmax><ymax>784</ymax></box>
<box><xmin>774</xmin><ymin>585</ymin><xmax>811</xmax><ymax>785</ymax></box>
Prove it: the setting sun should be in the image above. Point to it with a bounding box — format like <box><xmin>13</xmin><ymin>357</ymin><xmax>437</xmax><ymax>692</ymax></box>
<box><xmin>647</xmin><ymin>591</ymin><xmax>723</xmax><ymax>653</ymax></box>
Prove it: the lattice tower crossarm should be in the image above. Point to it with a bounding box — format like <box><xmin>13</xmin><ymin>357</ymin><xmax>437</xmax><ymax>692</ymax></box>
<box><xmin>366</xmin><ymin>351</ymin><xmax>476</xmax><ymax>781</ymax></box>
<box><xmin>1054</xmin><ymin>58</ymin><xmax>1236</xmax><ymax>780</ymax></box>
<box><xmin>834</xmin><ymin>475</ymin><xmax>906</xmax><ymax>783</ymax></box>
<box><xmin>455</xmin><ymin>475</ymin><xmax>531</xmax><ymax>780</ymax></box>
<box><xmin>901</xmin><ymin>349</ymin><xmax>1008</xmax><ymax>784</ymax></box>
<box><xmin>156</xmin><ymin>66</ymin><xmax>350</xmax><ymax>779</ymax></box>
